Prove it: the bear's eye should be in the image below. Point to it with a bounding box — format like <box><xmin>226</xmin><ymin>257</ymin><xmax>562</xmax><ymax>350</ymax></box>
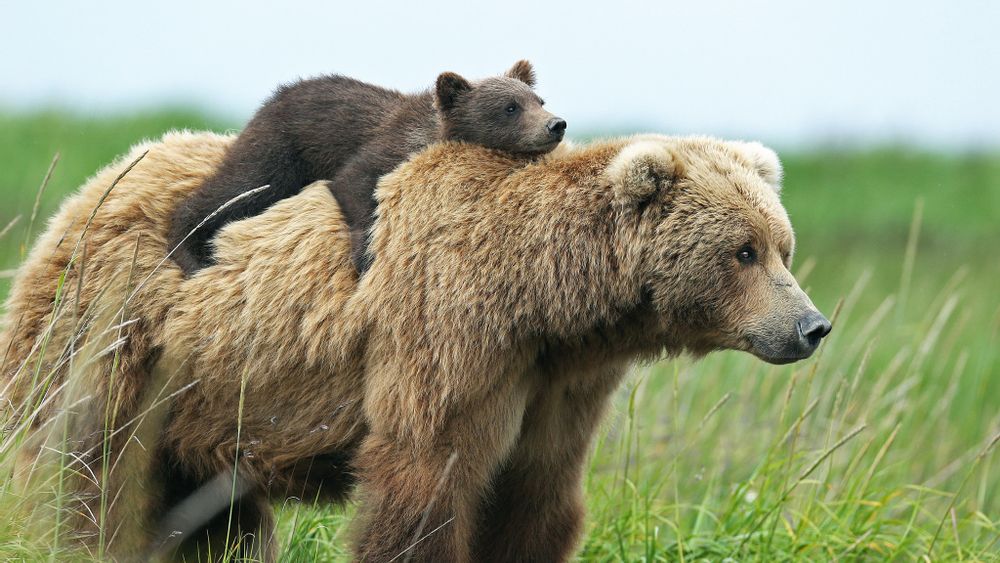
<box><xmin>505</xmin><ymin>103</ymin><xmax>519</xmax><ymax>114</ymax></box>
<box><xmin>736</xmin><ymin>245</ymin><xmax>757</xmax><ymax>265</ymax></box>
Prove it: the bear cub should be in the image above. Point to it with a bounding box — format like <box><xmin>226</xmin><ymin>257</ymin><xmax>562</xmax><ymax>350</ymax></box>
<box><xmin>168</xmin><ymin>60</ymin><xmax>565</xmax><ymax>274</ymax></box>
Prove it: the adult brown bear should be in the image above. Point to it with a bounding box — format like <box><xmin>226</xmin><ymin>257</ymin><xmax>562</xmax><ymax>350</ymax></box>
<box><xmin>0</xmin><ymin>132</ymin><xmax>829</xmax><ymax>561</ymax></box>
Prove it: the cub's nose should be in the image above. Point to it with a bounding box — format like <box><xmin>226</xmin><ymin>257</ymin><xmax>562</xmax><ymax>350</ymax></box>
<box><xmin>547</xmin><ymin>118</ymin><xmax>567</xmax><ymax>136</ymax></box>
<box><xmin>797</xmin><ymin>310</ymin><xmax>832</xmax><ymax>349</ymax></box>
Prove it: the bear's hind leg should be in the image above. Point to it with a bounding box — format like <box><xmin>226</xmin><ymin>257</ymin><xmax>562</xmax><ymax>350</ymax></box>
<box><xmin>154</xmin><ymin>458</ymin><xmax>278</xmax><ymax>562</ymax></box>
<box><xmin>168</xmin><ymin>492</ymin><xmax>277</xmax><ymax>563</ymax></box>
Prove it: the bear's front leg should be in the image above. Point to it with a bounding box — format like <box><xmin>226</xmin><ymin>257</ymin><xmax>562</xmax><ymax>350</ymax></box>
<box><xmin>351</xmin><ymin>375</ymin><xmax>528</xmax><ymax>562</ymax></box>
<box><xmin>323</xmin><ymin>152</ymin><xmax>389</xmax><ymax>274</ymax></box>
<box><xmin>472</xmin><ymin>363</ymin><xmax>627</xmax><ymax>563</ymax></box>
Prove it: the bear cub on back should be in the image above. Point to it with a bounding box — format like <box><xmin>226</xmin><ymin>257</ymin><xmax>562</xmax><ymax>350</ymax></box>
<box><xmin>168</xmin><ymin>60</ymin><xmax>565</xmax><ymax>274</ymax></box>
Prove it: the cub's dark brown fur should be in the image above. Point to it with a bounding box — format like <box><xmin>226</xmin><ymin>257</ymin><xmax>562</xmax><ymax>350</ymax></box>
<box><xmin>168</xmin><ymin>60</ymin><xmax>565</xmax><ymax>274</ymax></box>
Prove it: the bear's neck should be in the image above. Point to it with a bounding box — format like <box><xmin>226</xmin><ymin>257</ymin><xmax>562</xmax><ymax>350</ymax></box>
<box><xmin>386</xmin><ymin>90</ymin><xmax>443</xmax><ymax>152</ymax></box>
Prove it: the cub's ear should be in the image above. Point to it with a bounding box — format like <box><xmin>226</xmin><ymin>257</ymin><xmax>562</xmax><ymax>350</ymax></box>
<box><xmin>435</xmin><ymin>72</ymin><xmax>472</xmax><ymax>112</ymax></box>
<box><xmin>505</xmin><ymin>59</ymin><xmax>536</xmax><ymax>87</ymax></box>
<box><xmin>606</xmin><ymin>140</ymin><xmax>680</xmax><ymax>206</ymax></box>
<box><xmin>733</xmin><ymin>141</ymin><xmax>783</xmax><ymax>192</ymax></box>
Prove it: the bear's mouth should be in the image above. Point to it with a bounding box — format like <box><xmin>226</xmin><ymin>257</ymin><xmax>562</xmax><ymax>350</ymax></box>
<box><xmin>745</xmin><ymin>334</ymin><xmax>820</xmax><ymax>365</ymax></box>
<box><xmin>525</xmin><ymin>137</ymin><xmax>563</xmax><ymax>154</ymax></box>
<box><xmin>754</xmin><ymin>353</ymin><xmax>804</xmax><ymax>365</ymax></box>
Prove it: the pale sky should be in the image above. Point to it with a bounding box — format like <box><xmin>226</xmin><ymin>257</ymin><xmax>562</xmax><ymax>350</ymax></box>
<box><xmin>2</xmin><ymin>0</ymin><xmax>998</xmax><ymax>149</ymax></box>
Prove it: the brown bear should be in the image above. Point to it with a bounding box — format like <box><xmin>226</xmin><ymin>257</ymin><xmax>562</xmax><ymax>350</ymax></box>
<box><xmin>0</xmin><ymin>131</ymin><xmax>829</xmax><ymax>561</ymax></box>
<box><xmin>167</xmin><ymin>60</ymin><xmax>565</xmax><ymax>275</ymax></box>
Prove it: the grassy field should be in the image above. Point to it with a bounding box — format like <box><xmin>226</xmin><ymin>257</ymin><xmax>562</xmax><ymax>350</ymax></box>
<box><xmin>1</xmin><ymin>110</ymin><xmax>999</xmax><ymax>560</ymax></box>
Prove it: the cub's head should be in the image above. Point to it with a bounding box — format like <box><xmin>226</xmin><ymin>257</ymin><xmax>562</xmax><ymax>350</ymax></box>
<box><xmin>435</xmin><ymin>60</ymin><xmax>565</xmax><ymax>155</ymax></box>
<box><xmin>607</xmin><ymin>136</ymin><xmax>831</xmax><ymax>364</ymax></box>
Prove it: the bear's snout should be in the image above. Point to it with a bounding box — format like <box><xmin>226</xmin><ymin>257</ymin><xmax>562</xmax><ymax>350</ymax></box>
<box><xmin>547</xmin><ymin>117</ymin><xmax>567</xmax><ymax>138</ymax></box>
<box><xmin>796</xmin><ymin>310</ymin><xmax>832</xmax><ymax>351</ymax></box>
<box><xmin>750</xmin><ymin>307</ymin><xmax>832</xmax><ymax>365</ymax></box>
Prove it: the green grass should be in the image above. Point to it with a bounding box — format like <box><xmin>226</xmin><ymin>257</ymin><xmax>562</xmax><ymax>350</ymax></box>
<box><xmin>2</xmin><ymin>110</ymin><xmax>999</xmax><ymax>560</ymax></box>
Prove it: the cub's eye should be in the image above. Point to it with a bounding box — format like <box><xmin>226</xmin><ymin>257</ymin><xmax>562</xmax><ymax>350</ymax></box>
<box><xmin>736</xmin><ymin>245</ymin><xmax>757</xmax><ymax>265</ymax></box>
<box><xmin>505</xmin><ymin>103</ymin><xmax>519</xmax><ymax>114</ymax></box>
<box><xmin>539</xmin><ymin>98</ymin><xmax>546</xmax><ymax>106</ymax></box>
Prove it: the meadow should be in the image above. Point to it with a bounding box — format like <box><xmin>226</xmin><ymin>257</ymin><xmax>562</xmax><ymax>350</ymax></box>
<box><xmin>1</xmin><ymin>110</ymin><xmax>999</xmax><ymax>561</ymax></box>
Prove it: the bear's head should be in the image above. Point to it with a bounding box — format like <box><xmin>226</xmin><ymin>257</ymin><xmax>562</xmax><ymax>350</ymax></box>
<box><xmin>435</xmin><ymin>60</ymin><xmax>566</xmax><ymax>155</ymax></box>
<box><xmin>607</xmin><ymin>136</ymin><xmax>831</xmax><ymax>364</ymax></box>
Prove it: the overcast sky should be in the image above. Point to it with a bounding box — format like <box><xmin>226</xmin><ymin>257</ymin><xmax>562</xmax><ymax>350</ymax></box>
<box><xmin>2</xmin><ymin>0</ymin><xmax>998</xmax><ymax>149</ymax></box>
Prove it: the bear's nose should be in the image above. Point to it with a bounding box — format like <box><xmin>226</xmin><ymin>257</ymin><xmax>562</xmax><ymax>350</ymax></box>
<box><xmin>797</xmin><ymin>310</ymin><xmax>832</xmax><ymax>348</ymax></box>
<box><xmin>547</xmin><ymin>118</ymin><xmax>567</xmax><ymax>136</ymax></box>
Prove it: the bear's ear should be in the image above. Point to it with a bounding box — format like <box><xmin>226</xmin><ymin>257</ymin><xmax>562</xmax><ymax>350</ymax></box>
<box><xmin>733</xmin><ymin>141</ymin><xmax>783</xmax><ymax>193</ymax></box>
<box><xmin>435</xmin><ymin>72</ymin><xmax>473</xmax><ymax>112</ymax></box>
<box><xmin>606</xmin><ymin>140</ymin><xmax>680</xmax><ymax>206</ymax></box>
<box><xmin>505</xmin><ymin>59</ymin><xmax>536</xmax><ymax>87</ymax></box>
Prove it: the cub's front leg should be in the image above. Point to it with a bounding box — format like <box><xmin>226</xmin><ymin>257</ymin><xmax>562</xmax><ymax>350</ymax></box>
<box><xmin>324</xmin><ymin>152</ymin><xmax>390</xmax><ymax>274</ymax></box>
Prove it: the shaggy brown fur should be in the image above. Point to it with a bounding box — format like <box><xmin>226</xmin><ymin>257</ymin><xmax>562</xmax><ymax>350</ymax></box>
<box><xmin>167</xmin><ymin>60</ymin><xmax>565</xmax><ymax>276</ymax></box>
<box><xmin>0</xmin><ymin>131</ymin><xmax>828</xmax><ymax>561</ymax></box>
